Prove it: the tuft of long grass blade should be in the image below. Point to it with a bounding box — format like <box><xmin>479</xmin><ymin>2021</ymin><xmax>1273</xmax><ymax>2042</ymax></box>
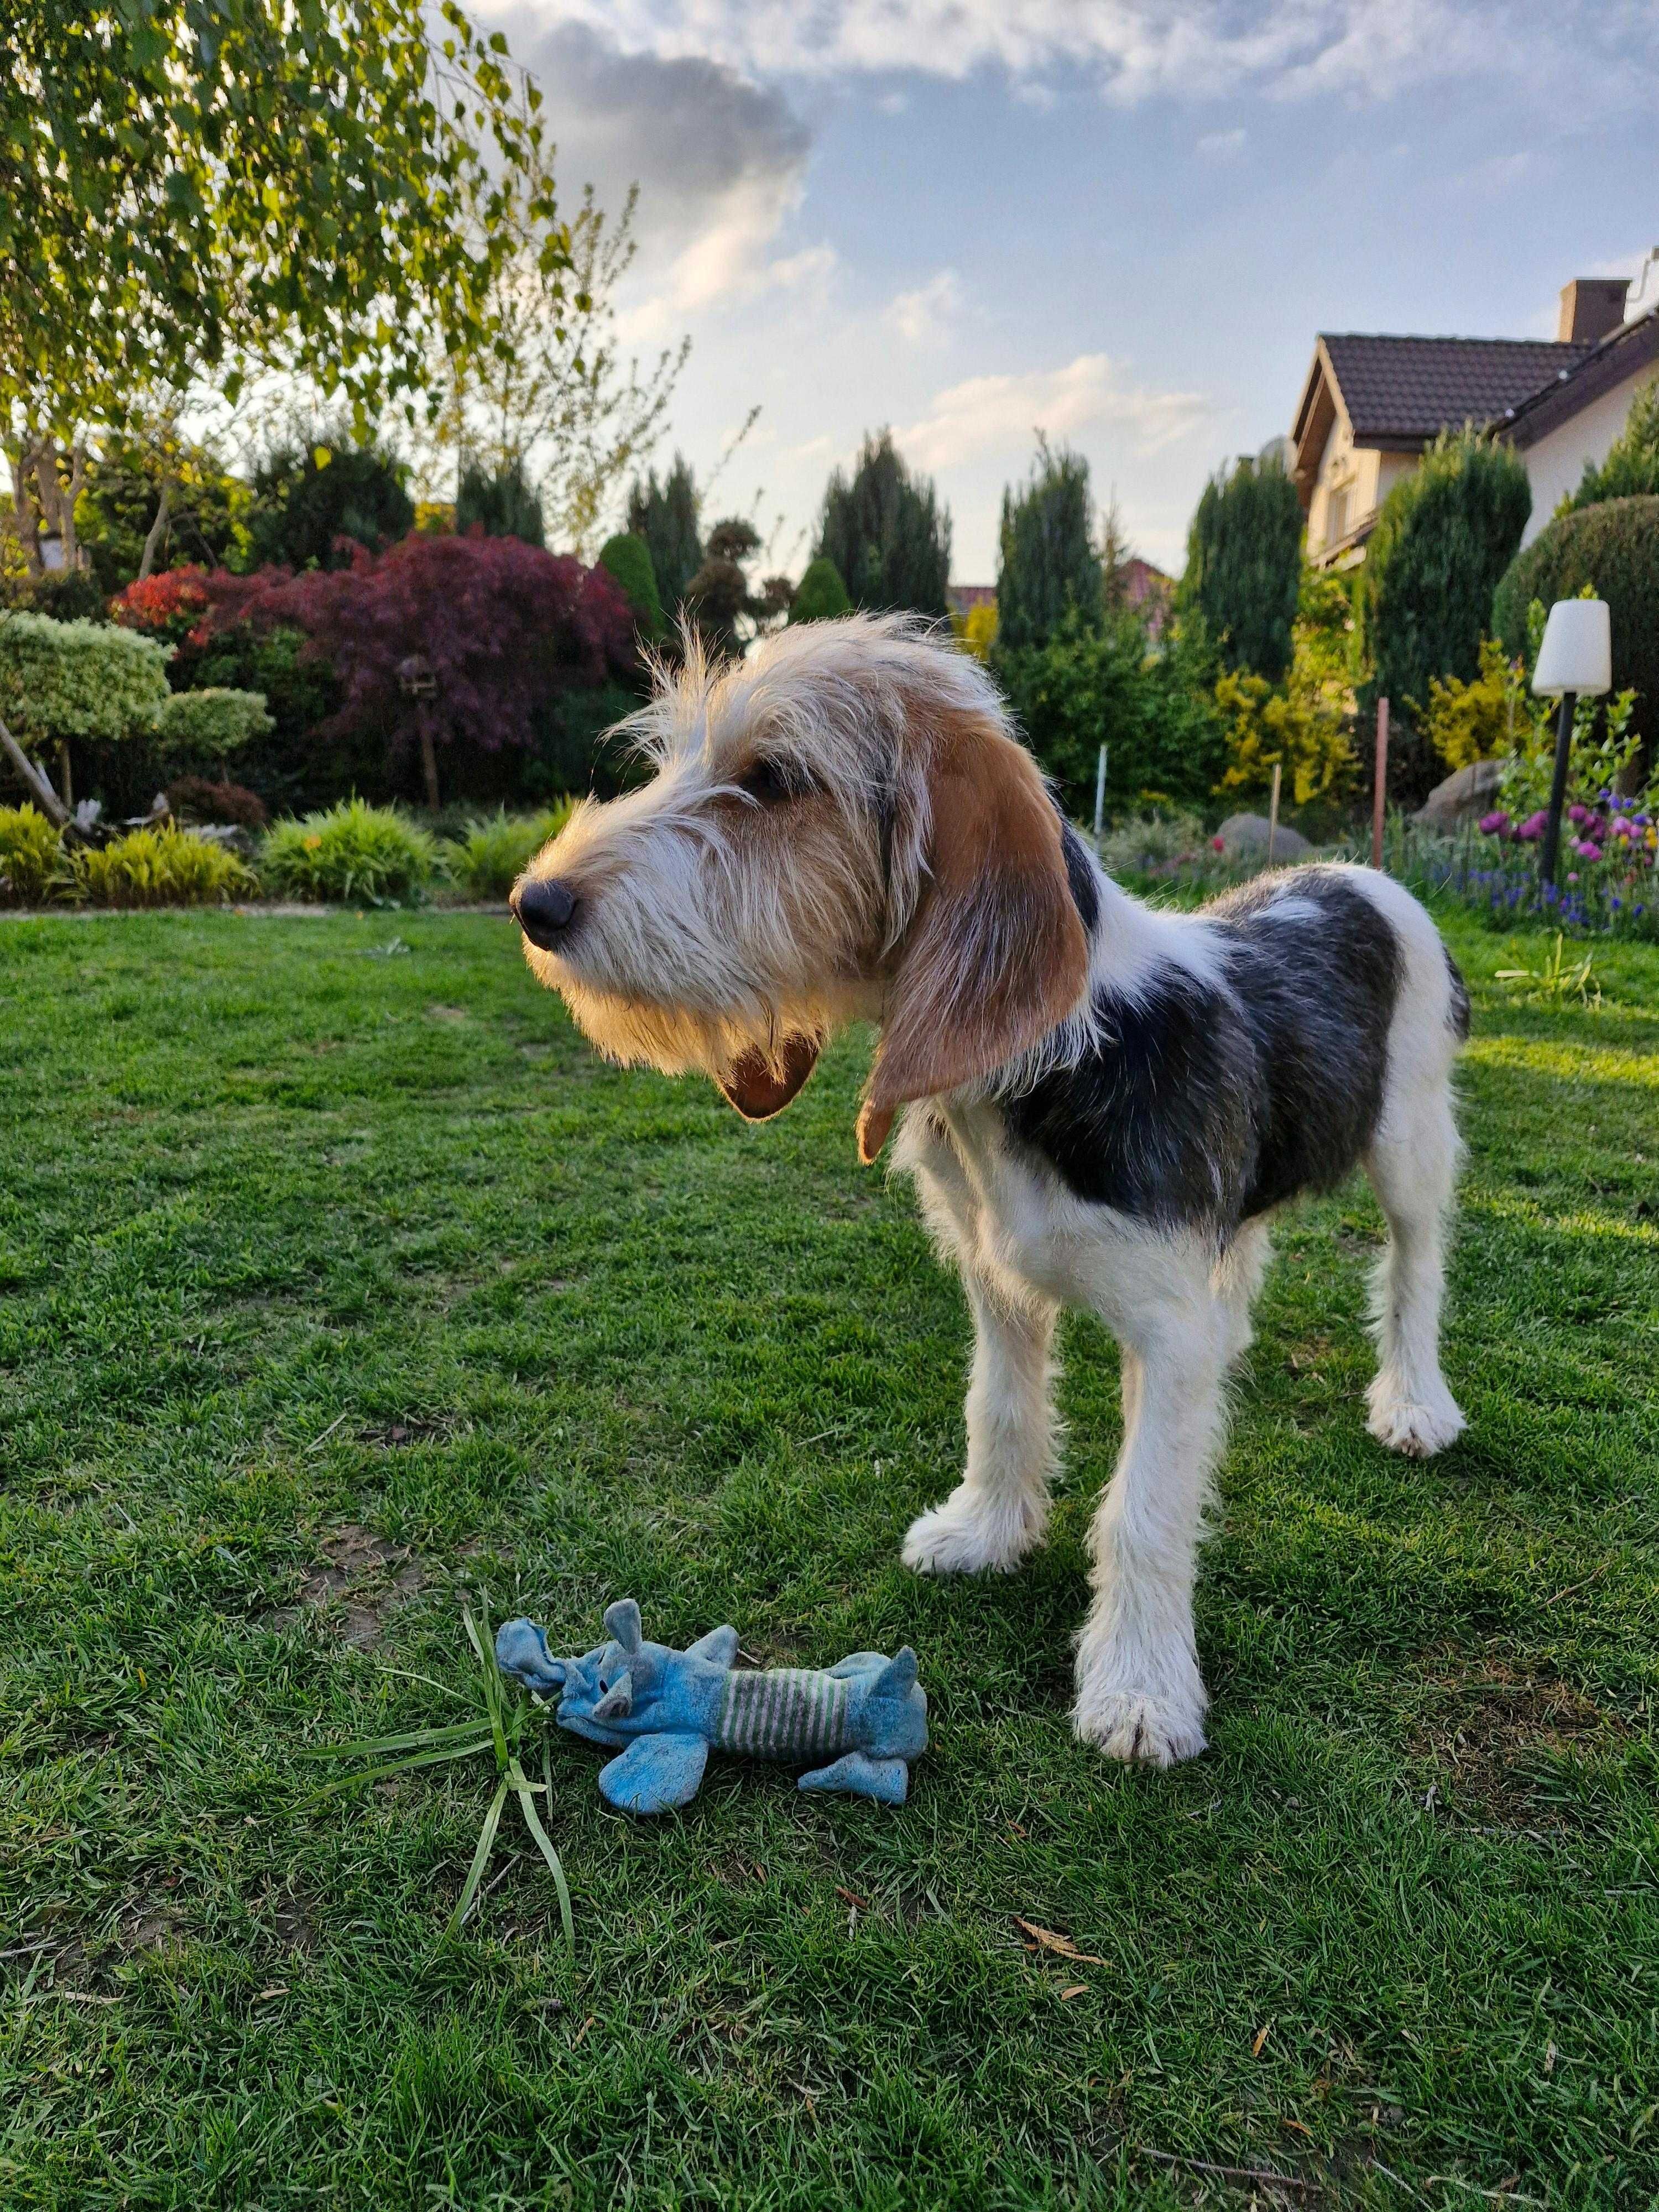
<box><xmin>449</xmin><ymin>1775</ymin><xmax>510</xmax><ymax>1933</ymax></box>
<box><xmin>303</xmin><ymin>1736</ymin><xmax>494</xmax><ymax>1803</ymax></box>
<box><xmin>510</xmin><ymin>1754</ymin><xmax>574</xmax><ymax>1947</ymax></box>
<box><xmin>297</xmin><ymin>1719</ymin><xmax>492</xmax><ymax>1761</ymax></box>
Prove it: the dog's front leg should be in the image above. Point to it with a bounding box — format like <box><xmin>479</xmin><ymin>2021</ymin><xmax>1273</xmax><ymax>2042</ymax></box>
<box><xmin>1073</xmin><ymin>1293</ymin><xmax>1226</xmax><ymax>1767</ymax></box>
<box><xmin>903</xmin><ymin>1267</ymin><xmax>1059</xmax><ymax>1575</ymax></box>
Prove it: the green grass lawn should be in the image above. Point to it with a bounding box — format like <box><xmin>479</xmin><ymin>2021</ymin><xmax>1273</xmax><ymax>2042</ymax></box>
<box><xmin>2</xmin><ymin>904</ymin><xmax>1656</xmax><ymax>2210</ymax></box>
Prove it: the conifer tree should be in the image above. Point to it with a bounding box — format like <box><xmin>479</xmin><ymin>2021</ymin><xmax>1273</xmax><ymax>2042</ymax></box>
<box><xmin>814</xmin><ymin>432</ymin><xmax>951</xmax><ymax>618</ymax></box>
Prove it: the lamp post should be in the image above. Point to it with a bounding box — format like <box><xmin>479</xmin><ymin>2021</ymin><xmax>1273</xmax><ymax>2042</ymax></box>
<box><xmin>397</xmin><ymin>653</ymin><xmax>442</xmax><ymax>814</ymax></box>
<box><xmin>1532</xmin><ymin>598</ymin><xmax>1611</xmax><ymax>891</ymax></box>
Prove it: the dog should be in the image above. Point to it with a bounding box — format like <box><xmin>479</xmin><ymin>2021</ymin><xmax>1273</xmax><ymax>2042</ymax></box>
<box><xmin>510</xmin><ymin>614</ymin><xmax>1469</xmax><ymax>1766</ymax></box>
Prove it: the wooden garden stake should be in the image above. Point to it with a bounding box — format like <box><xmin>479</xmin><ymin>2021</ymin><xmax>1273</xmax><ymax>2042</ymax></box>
<box><xmin>1266</xmin><ymin>760</ymin><xmax>1281</xmax><ymax>868</ymax></box>
<box><xmin>1371</xmin><ymin>697</ymin><xmax>1389</xmax><ymax>871</ymax></box>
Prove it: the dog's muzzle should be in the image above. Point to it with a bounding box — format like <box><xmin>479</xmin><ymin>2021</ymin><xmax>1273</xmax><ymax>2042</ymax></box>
<box><xmin>512</xmin><ymin>876</ymin><xmax>577</xmax><ymax>951</ymax></box>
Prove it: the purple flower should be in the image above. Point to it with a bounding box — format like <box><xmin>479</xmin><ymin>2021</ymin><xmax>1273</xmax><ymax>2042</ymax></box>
<box><xmin>1573</xmin><ymin>839</ymin><xmax>1603</xmax><ymax>862</ymax></box>
<box><xmin>1478</xmin><ymin>810</ymin><xmax>1510</xmax><ymax>836</ymax></box>
<box><xmin>1518</xmin><ymin>811</ymin><xmax>1549</xmax><ymax>842</ymax></box>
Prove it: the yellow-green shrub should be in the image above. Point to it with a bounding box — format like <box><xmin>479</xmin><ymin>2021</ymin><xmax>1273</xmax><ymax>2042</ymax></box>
<box><xmin>260</xmin><ymin>799</ymin><xmax>439</xmax><ymax>905</ymax></box>
<box><xmin>66</xmin><ymin>822</ymin><xmax>257</xmax><ymax>907</ymax></box>
<box><xmin>0</xmin><ymin>803</ymin><xmax>65</xmax><ymax>905</ymax></box>
<box><xmin>442</xmin><ymin>804</ymin><xmax>575</xmax><ymax>901</ymax></box>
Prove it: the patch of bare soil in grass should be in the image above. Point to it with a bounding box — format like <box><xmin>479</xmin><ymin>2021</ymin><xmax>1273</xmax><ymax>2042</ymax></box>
<box><xmin>274</xmin><ymin>1524</ymin><xmax>424</xmax><ymax>1649</ymax></box>
<box><xmin>1408</xmin><ymin>1660</ymin><xmax>1631</xmax><ymax>1828</ymax></box>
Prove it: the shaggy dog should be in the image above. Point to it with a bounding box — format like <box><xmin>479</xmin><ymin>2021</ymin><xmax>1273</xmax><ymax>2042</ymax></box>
<box><xmin>511</xmin><ymin>615</ymin><xmax>1468</xmax><ymax>1766</ymax></box>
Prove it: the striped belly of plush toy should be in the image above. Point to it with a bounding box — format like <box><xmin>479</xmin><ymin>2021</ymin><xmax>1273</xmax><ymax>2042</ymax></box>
<box><xmin>716</xmin><ymin>1666</ymin><xmax>854</xmax><ymax>1760</ymax></box>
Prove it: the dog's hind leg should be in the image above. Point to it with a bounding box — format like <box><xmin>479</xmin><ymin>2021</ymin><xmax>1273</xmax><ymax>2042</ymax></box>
<box><xmin>902</xmin><ymin>1266</ymin><xmax>1060</xmax><ymax>1575</ymax></box>
<box><xmin>1212</xmin><ymin>1218</ymin><xmax>1272</xmax><ymax>1370</ymax></box>
<box><xmin>1364</xmin><ymin>1081</ymin><xmax>1465</xmax><ymax>1459</ymax></box>
<box><xmin>1073</xmin><ymin>1255</ymin><xmax>1225</xmax><ymax>1767</ymax></box>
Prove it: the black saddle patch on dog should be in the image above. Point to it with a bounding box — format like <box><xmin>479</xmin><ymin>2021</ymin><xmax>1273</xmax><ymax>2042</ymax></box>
<box><xmin>1058</xmin><ymin>821</ymin><xmax>1100</xmax><ymax>932</ymax></box>
<box><xmin>1000</xmin><ymin>869</ymin><xmax>1403</xmax><ymax>1230</ymax></box>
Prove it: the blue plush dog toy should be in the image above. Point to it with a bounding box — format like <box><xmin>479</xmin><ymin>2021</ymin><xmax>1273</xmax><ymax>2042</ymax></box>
<box><xmin>495</xmin><ymin>1599</ymin><xmax>927</xmax><ymax>1815</ymax></box>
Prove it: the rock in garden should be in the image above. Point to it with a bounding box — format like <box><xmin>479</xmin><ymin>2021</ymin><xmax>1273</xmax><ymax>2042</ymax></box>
<box><xmin>1412</xmin><ymin>759</ymin><xmax>1504</xmax><ymax>832</ymax></box>
<box><xmin>1215</xmin><ymin>811</ymin><xmax>1312</xmax><ymax>861</ymax></box>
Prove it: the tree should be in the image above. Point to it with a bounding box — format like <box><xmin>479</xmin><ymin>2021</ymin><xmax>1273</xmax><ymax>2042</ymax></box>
<box><xmin>995</xmin><ymin>607</ymin><xmax>1225</xmax><ymax>815</ymax></box>
<box><xmin>457</xmin><ymin>458</ymin><xmax>545</xmax><ymax>548</ymax></box>
<box><xmin>815</xmin><ymin>432</ymin><xmax>951</xmax><ymax>618</ymax></box>
<box><xmin>1357</xmin><ymin>429</ymin><xmax>1532</xmax><ymax>797</ymax></box>
<box><xmin>213</xmin><ymin>534</ymin><xmax>636</xmax><ymax>806</ymax></box>
<box><xmin>0</xmin><ymin>609</ymin><xmax>174</xmax><ymax>820</ymax></box>
<box><xmin>1493</xmin><ymin>494</ymin><xmax>1659</xmax><ymax>781</ymax></box>
<box><xmin>1215</xmin><ymin>562</ymin><xmax>1357</xmax><ymax>804</ymax></box>
<box><xmin>3</xmin><ymin>3</ymin><xmax>559</xmax><ymax>456</ymax></box>
<box><xmin>789</xmin><ymin>557</ymin><xmax>853</xmax><ymax>625</ymax></box>
<box><xmin>248</xmin><ymin>437</ymin><xmax>415</xmax><ymax>572</ymax></box>
<box><xmin>682</xmin><ymin>521</ymin><xmax>794</xmax><ymax>660</ymax></box>
<box><xmin>627</xmin><ymin>458</ymin><xmax>704</xmax><ymax>621</ymax></box>
<box><xmin>1566</xmin><ymin>376</ymin><xmax>1659</xmax><ymax>509</ymax></box>
<box><xmin>76</xmin><ymin>420</ymin><xmax>252</xmax><ymax>593</ymax></box>
<box><xmin>597</xmin><ymin>534</ymin><xmax>666</xmax><ymax>643</ymax></box>
<box><xmin>996</xmin><ymin>438</ymin><xmax>1103</xmax><ymax>653</ymax></box>
<box><xmin>1177</xmin><ymin>454</ymin><xmax>1303</xmax><ymax>683</ymax></box>
<box><xmin>412</xmin><ymin>176</ymin><xmax>687</xmax><ymax>557</ymax></box>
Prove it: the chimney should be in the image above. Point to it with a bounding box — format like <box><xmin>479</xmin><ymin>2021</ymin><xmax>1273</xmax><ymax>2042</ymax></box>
<box><xmin>1557</xmin><ymin>277</ymin><xmax>1630</xmax><ymax>346</ymax></box>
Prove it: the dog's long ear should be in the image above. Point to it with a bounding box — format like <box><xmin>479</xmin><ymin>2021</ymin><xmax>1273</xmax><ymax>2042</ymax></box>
<box><xmin>717</xmin><ymin>1031</ymin><xmax>821</xmax><ymax>1121</ymax></box>
<box><xmin>857</xmin><ymin>709</ymin><xmax>1087</xmax><ymax>1165</ymax></box>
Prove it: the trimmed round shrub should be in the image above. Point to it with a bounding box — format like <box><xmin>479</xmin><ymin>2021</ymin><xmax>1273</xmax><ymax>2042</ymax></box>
<box><xmin>598</xmin><ymin>533</ymin><xmax>665</xmax><ymax>641</ymax></box>
<box><xmin>443</xmin><ymin>804</ymin><xmax>576</xmax><ymax>901</ymax></box>
<box><xmin>65</xmin><ymin>822</ymin><xmax>257</xmax><ymax>907</ymax></box>
<box><xmin>1493</xmin><ymin>495</ymin><xmax>1659</xmax><ymax>741</ymax></box>
<box><xmin>153</xmin><ymin>686</ymin><xmax>274</xmax><ymax>759</ymax></box>
<box><xmin>0</xmin><ymin>804</ymin><xmax>65</xmax><ymax>906</ymax></box>
<box><xmin>260</xmin><ymin>799</ymin><xmax>440</xmax><ymax>905</ymax></box>
<box><xmin>165</xmin><ymin>776</ymin><xmax>270</xmax><ymax>831</ymax></box>
<box><xmin>0</xmin><ymin>611</ymin><xmax>172</xmax><ymax>749</ymax></box>
<box><xmin>788</xmin><ymin>556</ymin><xmax>852</xmax><ymax>625</ymax></box>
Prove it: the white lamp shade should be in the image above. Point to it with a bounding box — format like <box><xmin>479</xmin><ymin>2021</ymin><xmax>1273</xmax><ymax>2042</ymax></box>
<box><xmin>1532</xmin><ymin>597</ymin><xmax>1612</xmax><ymax>697</ymax></box>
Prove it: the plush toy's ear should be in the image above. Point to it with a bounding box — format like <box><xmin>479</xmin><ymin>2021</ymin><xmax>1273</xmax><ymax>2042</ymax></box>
<box><xmin>717</xmin><ymin>1032</ymin><xmax>821</xmax><ymax>1121</ymax></box>
<box><xmin>603</xmin><ymin>1598</ymin><xmax>643</xmax><ymax>1654</ymax></box>
<box><xmin>858</xmin><ymin>709</ymin><xmax>1088</xmax><ymax>1164</ymax></box>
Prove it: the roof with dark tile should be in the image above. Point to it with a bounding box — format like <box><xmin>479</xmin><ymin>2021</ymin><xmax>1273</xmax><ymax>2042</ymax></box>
<box><xmin>1319</xmin><ymin>334</ymin><xmax>1594</xmax><ymax>442</ymax></box>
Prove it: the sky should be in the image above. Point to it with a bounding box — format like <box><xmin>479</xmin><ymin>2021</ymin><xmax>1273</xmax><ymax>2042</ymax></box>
<box><xmin>473</xmin><ymin>0</ymin><xmax>1659</xmax><ymax>582</ymax></box>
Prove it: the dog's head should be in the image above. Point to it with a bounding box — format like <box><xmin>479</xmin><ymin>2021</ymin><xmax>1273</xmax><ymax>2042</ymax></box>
<box><xmin>512</xmin><ymin>614</ymin><xmax>1088</xmax><ymax>1161</ymax></box>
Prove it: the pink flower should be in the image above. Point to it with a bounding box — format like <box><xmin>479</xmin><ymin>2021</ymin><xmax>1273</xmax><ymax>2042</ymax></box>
<box><xmin>1573</xmin><ymin>839</ymin><xmax>1602</xmax><ymax>862</ymax></box>
<box><xmin>1567</xmin><ymin>872</ymin><xmax>1579</xmax><ymax>885</ymax></box>
<box><xmin>1568</xmin><ymin>803</ymin><xmax>1589</xmax><ymax>825</ymax></box>
<box><xmin>1478</xmin><ymin>810</ymin><xmax>1510</xmax><ymax>835</ymax></box>
<box><xmin>1212</xmin><ymin>834</ymin><xmax>1225</xmax><ymax>851</ymax></box>
<box><xmin>1517</xmin><ymin>811</ymin><xmax>1549</xmax><ymax>842</ymax></box>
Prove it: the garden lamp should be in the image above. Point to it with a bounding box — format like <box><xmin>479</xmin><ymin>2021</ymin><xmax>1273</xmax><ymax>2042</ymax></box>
<box><xmin>1532</xmin><ymin>598</ymin><xmax>1611</xmax><ymax>888</ymax></box>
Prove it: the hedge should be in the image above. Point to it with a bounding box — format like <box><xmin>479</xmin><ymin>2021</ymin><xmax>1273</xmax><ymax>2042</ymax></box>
<box><xmin>1493</xmin><ymin>495</ymin><xmax>1659</xmax><ymax>744</ymax></box>
<box><xmin>153</xmin><ymin>686</ymin><xmax>275</xmax><ymax>759</ymax></box>
<box><xmin>0</xmin><ymin>612</ymin><xmax>172</xmax><ymax>749</ymax></box>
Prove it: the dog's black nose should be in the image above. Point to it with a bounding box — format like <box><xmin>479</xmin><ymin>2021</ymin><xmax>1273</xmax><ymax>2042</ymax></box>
<box><xmin>512</xmin><ymin>875</ymin><xmax>577</xmax><ymax>950</ymax></box>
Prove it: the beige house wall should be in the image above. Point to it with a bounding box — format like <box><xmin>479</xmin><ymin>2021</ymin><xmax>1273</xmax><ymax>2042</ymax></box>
<box><xmin>1310</xmin><ymin>420</ymin><xmax>1415</xmax><ymax>560</ymax></box>
<box><xmin>1518</xmin><ymin>365</ymin><xmax>1656</xmax><ymax>544</ymax></box>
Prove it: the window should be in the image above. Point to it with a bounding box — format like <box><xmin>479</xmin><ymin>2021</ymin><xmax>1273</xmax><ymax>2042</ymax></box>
<box><xmin>1324</xmin><ymin>480</ymin><xmax>1349</xmax><ymax>546</ymax></box>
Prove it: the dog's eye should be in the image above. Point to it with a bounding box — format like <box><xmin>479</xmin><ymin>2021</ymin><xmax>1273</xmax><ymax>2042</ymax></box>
<box><xmin>737</xmin><ymin>756</ymin><xmax>809</xmax><ymax>804</ymax></box>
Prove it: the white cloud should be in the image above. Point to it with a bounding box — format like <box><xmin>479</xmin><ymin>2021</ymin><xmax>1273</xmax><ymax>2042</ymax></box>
<box><xmin>884</xmin><ymin>269</ymin><xmax>963</xmax><ymax>346</ymax></box>
<box><xmin>899</xmin><ymin>353</ymin><xmax>1212</xmax><ymax>472</ymax></box>
<box><xmin>491</xmin><ymin>2</ymin><xmax>1659</xmax><ymax>112</ymax></box>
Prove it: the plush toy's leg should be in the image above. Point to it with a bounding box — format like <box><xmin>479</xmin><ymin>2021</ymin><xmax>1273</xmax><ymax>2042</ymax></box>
<box><xmin>797</xmin><ymin>1752</ymin><xmax>909</xmax><ymax>1805</ymax></box>
<box><xmin>685</xmin><ymin>1624</ymin><xmax>740</xmax><ymax>1668</ymax></box>
<box><xmin>597</xmin><ymin>1732</ymin><xmax>709</xmax><ymax>1815</ymax></box>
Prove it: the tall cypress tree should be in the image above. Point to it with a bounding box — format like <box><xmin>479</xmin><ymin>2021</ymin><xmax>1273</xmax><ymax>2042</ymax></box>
<box><xmin>815</xmin><ymin>431</ymin><xmax>951</xmax><ymax>618</ymax></box>
<box><xmin>456</xmin><ymin>456</ymin><xmax>545</xmax><ymax>547</ymax></box>
<box><xmin>627</xmin><ymin>455</ymin><xmax>703</xmax><ymax>619</ymax></box>
<box><xmin>995</xmin><ymin>437</ymin><xmax>1103</xmax><ymax>652</ymax></box>
<box><xmin>1177</xmin><ymin>453</ymin><xmax>1303</xmax><ymax>683</ymax></box>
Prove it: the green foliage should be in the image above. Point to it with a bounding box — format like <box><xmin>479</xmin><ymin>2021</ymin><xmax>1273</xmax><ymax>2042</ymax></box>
<box><xmin>1216</xmin><ymin>564</ymin><xmax>1358</xmax><ymax>804</ymax></box>
<box><xmin>788</xmin><ymin>556</ymin><xmax>853</xmax><ymax>625</ymax></box>
<box><xmin>597</xmin><ymin>534</ymin><xmax>666</xmax><ymax>641</ymax></box>
<box><xmin>1355</xmin><ymin>430</ymin><xmax>1532</xmax><ymax>796</ymax></box>
<box><xmin>248</xmin><ymin>440</ymin><xmax>416</xmax><ymax>571</ymax></box>
<box><xmin>1425</xmin><ymin>638</ymin><xmax>1526</xmax><ymax>773</ymax></box>
<box><xmin>627</xmin><ymin>456</ymin><xmax>703</xmax><ymax>618</ymax></box>
<box><xmin>0</xmin><ymin>569</ymin><xmax>113</xmax><ymax>623</ymax></box>
<box><xmin>995</xmin><ymin>439</ymin><xmax>1103</xmax><ymax>653</ymax></box>
<box><xmin>1493</xmin><ymin>495</ymin><xmax>1659</xmax><ymax>753</ymax></box>
<box><xmin>185</xmin><ymin>624</ymin><xmax>346</xmax><ymax>815</ymax></box>
<box><xmin>1568</xmin><ymin>376</ymin><xmax>1659</xmax><ymax>509</ymax></box>
<box><xmin>76</xmin><ymin>429</ymin><xmax>254</xmax><ymax>595</ymax></box>
<box><xmin>995</xmin><ymin>607</ymin><xmax>1225</xmax><ymax>813</ymax></box>
<box><xmin>65</xmin><ymin>822</ymin><xmax>258</xmax><ymax>908</ymax></box>
<box><xmin>260</xmin><ymin>800</ymin><xmax>441</xmax><ymax>905</ymax></box>
<box><xmin>442</xmin><ymin>804</ymin><xmax>577</xmax><ymax>900</ymax></box>
<box><xmin>0</xmin><ymin>612</ymin><xmax>172</xmax><ymax>750</ymax></box>
<box><xmin>1497</xmin><ymin>602</ymin><xmax>1641</xmax><ymax>818</ymax></box>
<box><xmin>1</xmin><ymin>2</ymin><xmax>562</xmax><ymax>437</ymax></box>
<box><xmin>815</xmin><ymin>431</ymin><xmax>951</xmax><ymax>618</ymax></box>
<box><xmin>1177</xmin><ymin>453</ymin><xmax>1303</xmax><ymax>683</ymax></box>
<box><xmin>152</xmin><ymin>688</ymin><xmax>274</xmax><ymax>764</ymax></box>
<box><xmin>456</xmin><ymin>458</ymin><xmax>545</xmax><ymax>549</ymax></box>
<box><xmin>0</xmin><ymin>804</ymin><xmax>64</xmax><ymax>905</ymax></box>
<box><xmin>1095</xmin><ymin>807</ymin><xmax>1209</xmax><ymax>877</ymax></box>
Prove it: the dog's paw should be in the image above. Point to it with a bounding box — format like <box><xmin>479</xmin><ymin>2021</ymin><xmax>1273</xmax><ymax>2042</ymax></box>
<box><xmin>1071</xmin><ymin>1686</ymin><xmax>1208</xmax><ymax>1767</ymax></box>
<box><xmin>1366</xmin><ymin>1377</ymin><xmax>1466</xmax><ymax>1459</ymax></box>
<box><xmin>901</xmin><ymin>1486</ymin><xmax>1045</xmax><ymax>1576</ymax></box>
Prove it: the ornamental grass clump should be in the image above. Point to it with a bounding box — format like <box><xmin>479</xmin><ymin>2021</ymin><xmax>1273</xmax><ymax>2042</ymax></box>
<box><xmin>302</xmin><ymin>1604</ymin><xmax>573</xmax><ymax>1942</ymax></box>
<box><xmin>260</xmin><ymin>798</ymin><xmax>440</xmax><ymax>905</ymax></box>
<box><xmin>0</xmin><ymin>803</ymin><xmax>66</xmax><ymax>906</ymax></box>
<box><xmin>67</xmin><ymin>821</ymin><xmax>258</xmax><ymax>907</ymax></box>
<box><xmin>442</xmin><ymin>802</ymin><xmax>575</xmax><ymax>900</ymax></box>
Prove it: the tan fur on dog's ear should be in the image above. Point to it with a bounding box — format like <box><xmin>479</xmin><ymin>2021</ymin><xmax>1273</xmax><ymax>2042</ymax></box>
<box><xmin>858</xmin><ymin>709</ymin><xmax>1088</xmax><ymax>1158</ymax></box>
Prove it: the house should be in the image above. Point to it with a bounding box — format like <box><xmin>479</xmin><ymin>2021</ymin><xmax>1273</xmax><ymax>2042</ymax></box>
<box><xmin>1289</xmin><ymin>263</ymin><xmax>1659</xmax><ymax>568</ymax></box>
<box><xmin>945</xmin><ymin>557</ymin><xmax>1173</xmax><ymax>638</ymax></box>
